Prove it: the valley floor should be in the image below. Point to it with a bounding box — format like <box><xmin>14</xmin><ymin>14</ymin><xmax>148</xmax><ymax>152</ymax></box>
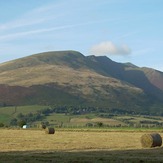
<box><xmin>0</xmin><ymin>129</ymin><xmax>163</xmax><ymax>162</ymax></box>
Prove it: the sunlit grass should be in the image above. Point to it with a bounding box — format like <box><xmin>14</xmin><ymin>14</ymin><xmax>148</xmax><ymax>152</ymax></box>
<box><xmin>0</xmin><ymin>129</ymin><xmax>153</xmax><ymax>152</ymax></box>
<box><xmin>0</xmin><ymin>129</ymin><xmax>163</xmax><ymax>162</ymax></box>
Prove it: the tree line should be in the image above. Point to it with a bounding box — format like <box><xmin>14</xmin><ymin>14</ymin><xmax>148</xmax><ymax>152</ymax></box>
<box><xmin>7</xmin><ymin>105</ymin><xmax>163</xmax><ymax>127</ymax></box>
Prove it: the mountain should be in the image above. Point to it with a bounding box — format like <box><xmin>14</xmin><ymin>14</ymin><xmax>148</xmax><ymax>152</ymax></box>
<box><xmin>0</xmin><ymin>50</ymin><xmax>163</xmax><ymax>114</ymax></box>
<box><xmin>88</xmin><ymin>55</ymin><xmax>163</xmax><ymax>100</ymax></box>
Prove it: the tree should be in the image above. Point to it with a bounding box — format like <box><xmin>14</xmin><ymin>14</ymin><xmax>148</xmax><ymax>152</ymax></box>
<box><xmin>18</xmin><ymin>120</ymin><xmax>26</xmax><ymax>128</ymax></box>
<box><xmin>0</xmin><ymin>123</ymin><xmax>4</xmax><ymax>127</ymax></box>
<box><xmin>10</xmin><ymin>118</ymin><xmax>18</xmax><ymax>126</ymax></box>
<box><xmin>17</xmin><ymin>113</ymin><xmax>24</xmax><ymax>119</ymax></box>
<box><xmin>41</xmin><ymin>121</ymin><xmax>49</xmax><ymax>126</ymax></box>
<box><xmin>85</xmin><ymin>123</ymin><xmax>94</xmax><ymax>127</ymax></box>
<box><xmin>96</xmin><ymin>122</ymin><xmax>103</xmax><ymax>127</ymax></box>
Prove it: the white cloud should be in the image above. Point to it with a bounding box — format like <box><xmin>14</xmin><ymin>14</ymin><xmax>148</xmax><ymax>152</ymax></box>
<box><xmin>90</xmin><ymin>41</ymin><xmax>131</xmax><ymax>56</ymax></box>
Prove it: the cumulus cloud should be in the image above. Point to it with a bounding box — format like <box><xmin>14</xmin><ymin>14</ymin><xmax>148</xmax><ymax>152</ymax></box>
<box><xmin>90</xmin><ymin>41</ymin><xmax>131</xmax><ymax>56</ymax></box>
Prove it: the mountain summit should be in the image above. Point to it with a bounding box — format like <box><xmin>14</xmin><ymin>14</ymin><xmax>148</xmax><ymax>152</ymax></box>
<box><xmin>0</xmin><ymin>50</ymin><xmax>163</xmax><ymax>114</ymax></box>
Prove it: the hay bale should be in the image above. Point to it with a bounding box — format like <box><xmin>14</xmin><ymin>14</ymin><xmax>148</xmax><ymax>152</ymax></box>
<box><xmin>45</xmin><ymin>127</ymin><xmax>55</xmax><ymax>134</ymax></box>
<box><xmin>141</xmin><ymin>133</ymin><xmax>162</xmax><ymax>148</ymax></box>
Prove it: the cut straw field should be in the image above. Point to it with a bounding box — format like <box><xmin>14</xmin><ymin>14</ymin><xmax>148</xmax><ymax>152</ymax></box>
<box><xmin>1</xmin><ymin>129</ymin><xmax>163</xmax><ymax>162</ymax></box>
<box><xmin>0</xmin><ymin>129</ymin><xmax>144</xmax><ymax>152</ymax></box>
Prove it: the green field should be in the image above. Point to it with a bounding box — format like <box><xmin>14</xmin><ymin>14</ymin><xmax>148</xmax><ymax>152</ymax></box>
<box><xmin>1</xmin><ymin>105</ymin><xmax>163</xmax><ymax>129</ymax></box>
<box><xmin>0</xmin><ymin>105</ymin><xmax>46</xmax><ymax>124</ymax></box>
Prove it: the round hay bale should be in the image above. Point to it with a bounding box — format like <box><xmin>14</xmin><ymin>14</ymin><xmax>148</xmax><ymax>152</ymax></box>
<box><xmin>45</xmin><ymin>127</ymin><xmax>55</xmax><ymax>134</ymax></box>
<box><xmin>141</xmin><ymin>133</ymin><xmax>162</xmax><ymax>148</ymax></box>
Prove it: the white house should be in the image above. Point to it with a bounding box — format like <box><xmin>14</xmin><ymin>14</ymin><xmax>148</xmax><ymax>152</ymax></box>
<box><xmin>22</xmin><ymin>125</ymin><xmax>30</xmax><ymax>129</ymax></box>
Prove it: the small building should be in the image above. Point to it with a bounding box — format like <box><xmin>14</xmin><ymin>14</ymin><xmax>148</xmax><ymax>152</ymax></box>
<box><xmin>22</xmin><ymin>125</ymin><xmax>30</xmax><ymax>129</ymax></box>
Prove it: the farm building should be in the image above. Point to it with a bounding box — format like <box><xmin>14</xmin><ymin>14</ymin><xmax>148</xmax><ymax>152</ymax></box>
<box><xmin>22</xmin><ymin>125</ymin><xmax>30</xmax><ymax>129</ymax></box>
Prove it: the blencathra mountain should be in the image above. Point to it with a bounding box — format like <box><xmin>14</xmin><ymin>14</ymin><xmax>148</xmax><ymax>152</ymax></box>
<box><xmin>0</xmin><ymin>50</ymin><xmax>163</xmax><ymax>114</ymax></box>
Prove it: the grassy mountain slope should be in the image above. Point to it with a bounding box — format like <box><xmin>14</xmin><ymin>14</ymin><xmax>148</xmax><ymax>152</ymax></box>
<box><xmin>0</xmin><ymin>50</ymin><xmax>163</xmax><ymax>113</ymax></box>
<box><xmin>88</xmin><ymin>55</ymin><xmax>163</xmax><ymax>100</ymax></box>
<box><xmin>141</xmin><ymin>67</ymin><xmax>163</xmax><ymax>90</ymax></box>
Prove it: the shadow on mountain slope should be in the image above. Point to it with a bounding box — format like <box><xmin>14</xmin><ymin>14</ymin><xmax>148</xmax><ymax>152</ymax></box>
<box><xmin>89</xmin><ymin>55</ymin><xmax>163</xmax><ymax>102</ymax></box>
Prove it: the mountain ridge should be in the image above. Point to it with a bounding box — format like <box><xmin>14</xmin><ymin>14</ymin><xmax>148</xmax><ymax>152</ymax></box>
<box><xmin>0</xmin><ymin>50</ymin><xmax>163</xmax><ymax>114</ymax></box>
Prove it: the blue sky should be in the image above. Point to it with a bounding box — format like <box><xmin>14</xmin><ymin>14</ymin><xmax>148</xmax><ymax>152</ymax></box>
<box><xmin>0</xmin><ymin>0</ymin><xmax>163</xmax><ymax>71</ymax></box>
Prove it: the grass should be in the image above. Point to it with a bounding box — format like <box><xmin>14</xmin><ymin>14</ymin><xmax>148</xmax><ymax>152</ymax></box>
<box><xmin>14</xmin><ymin>105</ymin><xmax>47</xmax><ymax>115</ymax></box>
<box><xmin>0</xmin><ymin>105</ymin><xmax>126</xmax><ymax>126</ymax></box>
<box><xmin>0</xmin><ymin>51</ymin><xmax>151</xmax><ymax>111</ymax></box>
<box><xmin>0</xmin><ymin>129</ymin><xmax>143</xmax><ymax>152</ymax></box>
<box><xmin>2</xmin><ymin>105</ymin><xmax>163</xmax><ymax>128</ymax></box>
<box><xmin>56</xmin><ymin>127</ymin><xmax>163</xmax><ymax>132</ymax></box>
<box><xmin>0</xmin><ymin>114</ymin><xmax>11</xmax><ymax>123</ymax></box>
<box><xmin>0</xmin><ymin>105</ymin><xmax>46</xmax><ymax>115</ymax></box>
<box><xmin>46</xmin><ymin>113</ymin><xmax>71</xmax><ymax>123</ymax></box>
<box><xmin>115</xmin><ymin>115</ymin><xmax>163</xmax><ymax>126</ymax></box>
<box><xmin>0</xmin><ymin>129</ymin><xmax>163</xmax><ymax>162</ymax></box>
<box><xmin>0</xmin><ymin>105</ymin><xmax>47</xmax><ymax>125</ymax></box>
<box><xmin>45</xmin><ymin>113</ymin><xmax>126</xmax><ymax>127</ymax></box>
<box><xmin>1</xmin><ymin>149</ymin><xmax>163</xmax><ymax>163</ymax></box>
<box><xmin>43</xmin><ymin>112</ymin><xmax>163</xmax><ymax>128</ymax></box>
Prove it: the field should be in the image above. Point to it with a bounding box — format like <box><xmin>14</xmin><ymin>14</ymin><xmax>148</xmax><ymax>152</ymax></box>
<box><xmin>1</xmin><ymin>105</ymin><xmax>163</xmax><ymax>129</ymax></box>
<box><xmin>0</xmin><ymin>105</ymin><xmax>46</xmax><ymax>124</ymax></box>
<box><xmin>1</xmin><ymin>105</ymin><xmax>163</xmax><ymax>162</ymax></box>
<box><xmin>0</xmin><ymin>129</ymin><xmax>163</xmax><ymax>162</ymax></box>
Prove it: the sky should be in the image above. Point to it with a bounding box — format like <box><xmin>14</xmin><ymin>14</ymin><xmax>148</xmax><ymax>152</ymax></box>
<box><xmin>0</xmin><ymin>0</ymin><xmax>163</xmax><ymax>71</ymax></box>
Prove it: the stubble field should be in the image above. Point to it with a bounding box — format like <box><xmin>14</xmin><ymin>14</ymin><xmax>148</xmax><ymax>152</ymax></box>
<box><xmin>0</xmin><ymin>129</ymin><xmax>163</xmax><ymax>162</ymax></box>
